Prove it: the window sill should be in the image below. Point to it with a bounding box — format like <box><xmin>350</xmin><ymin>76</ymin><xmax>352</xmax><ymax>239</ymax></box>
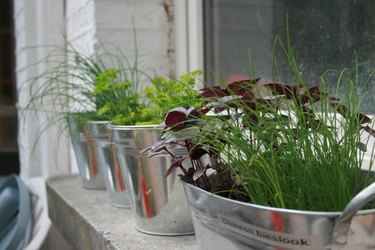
<box><xmin>46</xmin><ymin>174</ymin><xmax>196</xmax><ymax>250</ymax></box>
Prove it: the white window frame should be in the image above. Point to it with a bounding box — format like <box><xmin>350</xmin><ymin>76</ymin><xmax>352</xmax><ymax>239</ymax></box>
<box><xmin>174</xmin><ymin>0</ymin><xmax>204</xmax><ymax>82</ymax></box>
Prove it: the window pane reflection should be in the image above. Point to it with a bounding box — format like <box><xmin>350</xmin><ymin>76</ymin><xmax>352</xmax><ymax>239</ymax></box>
<box><xmin>204</xmin><ymin>0</ymin><xmax>375</xmax><ymax>112</ymax></box>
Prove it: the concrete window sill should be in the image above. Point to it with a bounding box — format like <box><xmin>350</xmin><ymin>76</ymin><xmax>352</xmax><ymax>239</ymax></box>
<box><xmin>46</xmin><ymin>174</ymin><xmax>196</xmax><ymax>250</ymax></box>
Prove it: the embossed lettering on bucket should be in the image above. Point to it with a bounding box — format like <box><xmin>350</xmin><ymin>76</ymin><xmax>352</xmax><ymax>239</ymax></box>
<box><xmin>109</xmin><ymin>124</ymin><xmax>194</xmax><ymax>235</ymax></box>
<box><xmin>89</xmin><ymin>121</ymin><xmax>130</xmax><ymax>208</ymax></box>
<box><xmin>183</xmin><ymin>180</ymin><xmax>375</xmax><ymax>250</ymax></box>
<box><xmin>67</xmin><ymin>115</ymin><xmax>105</xmax><ymax>189</ymax></box>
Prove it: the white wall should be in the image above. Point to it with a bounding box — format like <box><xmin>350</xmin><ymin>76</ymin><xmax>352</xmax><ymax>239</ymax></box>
<box><xmin>66</xmin><ymin>0</ymin><xmax>97</xmax><ymax>52</ymax></box>
<box><xmin>94</xmin><ymin>0</ymin><xmax>173</xmax><ymax>77</ymax></box>
<box><xmin>65</xmin><ymin>0</ymin><xmax>174</xmax><ymax>75</ymax></box>
<box><xmin>14</xmin><ymin>0</ymin><xmax>70</xmax><ymax>181</ymax></box>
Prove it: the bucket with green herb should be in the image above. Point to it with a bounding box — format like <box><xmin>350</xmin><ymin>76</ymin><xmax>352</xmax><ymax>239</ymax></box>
<box><xmin>107</xmin><ymin>70</ymin><xmax>202</xmax><ymax>235</ymax></box>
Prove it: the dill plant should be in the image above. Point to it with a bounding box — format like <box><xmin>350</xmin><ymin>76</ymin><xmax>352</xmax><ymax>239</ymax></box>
<box><xmin>94</xmin><ymin>69</ymin><xmax>203</xmax><ymax>126</ymax></box>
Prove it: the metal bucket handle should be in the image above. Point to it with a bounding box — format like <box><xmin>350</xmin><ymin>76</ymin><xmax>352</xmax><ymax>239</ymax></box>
<box><xmin>331</xmin><ymin>182</ymin><xmax>375</xmax><ymax>246</ymax></box>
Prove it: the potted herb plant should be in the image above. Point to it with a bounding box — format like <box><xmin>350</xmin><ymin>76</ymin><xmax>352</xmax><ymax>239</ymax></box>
<box><xmin>103</xmin><ymin>70</ymin><xmax>202</xmax><ymax>235</ymax></box>
<box><xmin>144</xmin><ymin>70</ymin><xmax>375</xmax><ymax>248</ymax></box>
<box><xmin>86</xmin><ymin>66</ymin><xmax>149</xmax><ymax>207</ymax></box>
<box><xmin>21</xmin><ymin>44</ymin><xmax>135</xmax><ymax>190</ymax></box>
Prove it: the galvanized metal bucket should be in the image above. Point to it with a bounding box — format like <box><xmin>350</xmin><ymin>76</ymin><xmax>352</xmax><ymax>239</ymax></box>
<box><xmin>109</xmin><ymin>124</ymin><xmax>194</xmax><ymax>235</ymax></box>
<box><xmin>183</xmin><ymin>181</ymin><xmax>375</xmax><ymax>250</ymax></box>
<box><xmin>67</xmin><ymin>115</ymin><xmax>106</xmax><ymax>189</ymax></box>
<box><xmin>89</xmin><ymin>121</ymin><xmax>130</xmax><ymax>208</ymax></box>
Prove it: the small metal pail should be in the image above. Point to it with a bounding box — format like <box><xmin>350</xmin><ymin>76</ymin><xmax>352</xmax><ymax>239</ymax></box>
<box><xmin>89</xmin><ymin>121</ymin><xmax>130</xmax><ymax>208</ymax></box>
<box><xmin>183</xmin><ymin>181</ymin><xmax>375</xmax><ymax>250</ymax></box>
<box><xmin>67</xmin><ymin>115</ymin><xmax>105</xmax><ymax>189</ymax></box>
<box><xmin>109</xmin><ymin>124</ymin><xmax>194</xmax><ymax>235</ymax></box>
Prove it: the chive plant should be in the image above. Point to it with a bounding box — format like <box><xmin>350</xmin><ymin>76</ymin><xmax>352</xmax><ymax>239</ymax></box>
<box><xmin>144</xmin><ymin>73</ymin><xmax>375</xmax><ymax>212</ymax></box>
<box><xmin>20</xmin><ymin>43</ymin><xmax>147</xmax><ymax>136</ymax></box>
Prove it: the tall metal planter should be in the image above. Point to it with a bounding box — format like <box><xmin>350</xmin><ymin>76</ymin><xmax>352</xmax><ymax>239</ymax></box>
<box><xmin>89</xmin><ymin>121</ymin><xmax>130</xmax><ymax>208</ymax></box>
<box><xmin>183</xmin><ymin>180</ymin><xmax>375</xmax><ymax>250</ymax></box>
<box><xmin>109</xmin><ymin>124</ymin><xmax>194</xmax><ymax>235</ymax></box>
<box><xmin>67</xmin><ymin>115</ymin><xmax>105</xmax><ymax>189</ymax></box>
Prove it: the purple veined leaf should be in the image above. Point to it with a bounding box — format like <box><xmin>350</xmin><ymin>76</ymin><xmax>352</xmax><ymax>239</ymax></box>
<box><xmin>312</xmin><ymin>94</ymin><xmax>321</xmax><ymax>102</ymax></box>
<box><xmin>228</xmin><ymin>80</ymin><xmax>251</xmax><ymax>96</ymax></box>
<box><xmin>141</xmin><ymin>146</ymin><xmax>169</xmax><ymax>158</ymax></box>
<box><xmin>245</xmin><ymin>114</ymin><xmax>259</xmax><ymax>123</ymax></box>
<box><xmin>214</xmin><ymin>105</ymin><xmax>233</xmax><ymax>114</ymax></box>
<box><xmin>299</xmin><ymin>94</ymin><xmax>315</xmax><ymax>104</ymax></box>
<box><xmin>185</xmin><ymin>107</ymin><xmax>201</xmax><ymax>118</ymax></box>
<box><xmin>199</xmin><ymin>107</ymin><xmax>213</xmax><ymax>115</ymax></box>
<box><xmin>190</xmin><ymin>147</ymin><xmax>208</xmax><ymax>160</ymax></box>
<box><xmin>263</xmin><ymin>83</ymin><xmax>294</xmax><ymax>99</ymax></box>
<box><xmin>305</xmin><ymin>85</ymin><xmax>327</xmax><ymax>101</ymax></box>
<box><xmin>199</xmin><ymin>86</ymin><xmax>229</xmax><ymax>98</ymax></box>
<box><xmin>181</xmin><ymin>167</ymin><xmax>195</xmax><ymax>183</ymax></box>
<box><xmin>183</xmin><ymin>107</ymin><xmax>202</xmax><ymax>123</ymax></box>
<box><xmin>185</xmin><ymin>110</ymin><xmax>203</xmax><ymax>127</ymax></box>
<box><xmin>139</xmin><ymin>147</ymin><xmax>151</xmax><ymax>154</ymax></box>
<box><xmin>330</xmin><ymin>96</ymin><xmax>340</xmax><ymax>102</ymax></box>
<box><xmin>297</xmin><ymin>85</ymin><xmax>324</xmax><ymax>104</ymax></box>
<box><xmin>201</xmin><ymin>95</ymin><xmax>241</xmax><ymax>112</ymax></box>
<box><xmin>240</xmin><ymin>98</ymin><xmax>256</xmax><ymax>110</ymax></box>
<box><xmin>147</xmin><ymin>150</ymin><xmax>169</xmax><ymax>158</ymax></box>
<box><xmin>161</xmin><ymin>131</ymin><xmax>179</xmax><ymax>141</ymax></box>
<box><xmin>305</xmin><ymin>85</ymin><xmax>321</xmax><ymax>95</ymax></box>
<box><xmin>241</xmin><ymin>89</ymin><xmax>255</xmax><ymax>101</ymax></box>
<box><xmin>227</xmin><ymin>79</ymin><xmax>256</xmax><ymax>95</ymax></box>
<box><xmin>291</xmin><ymin>85</ymin><xmax>305</xmax><ymax>97</ymax></box>
<box><xmin>329</xmin><ymin>99</ymin><xmax>341</xmax><ymax>108</ymax></box>
<box><xmin>359</xmin><ymin>113</ymin><xmax>372</xmax><ymax>124</ymax></box>
<box><xmin>165</xmin><ymin>108</ymin><xmax>188</xmax><ymax>129</ymax></box>
<box><xmin>162</xmin><ymin>127</ymin><xmax>201</xmax><ymax>142</ymax></box>
<box><xmin>166</xmin><ymin>106</ymin><xmax>189</xmax><ymax>114</ymax></box>
<box><xmin>150</xmin><ymin>140</ymin><xmax>168</xmax><ymax>152</ymax></box>
<box><xmin>226</xmin><ymin>102</ymin><xmax>242</xmax><ymax>111</ymax></box>
<box><xmin>193</xmin><ymin>164</ymin><xmax>209</xmax><ymax>181</ymax></box>
<box><xmin>165</xmin><ymin>155</ymin><xmax>186</xmax><ymax>177</ymax></box>
<box><xmin>362</xmin><ymin>125</ymin><xmax>375</xmax><ymax>137</ymax></box>
<box><xmin>217</xmin><ymin>114</ymin><xmax>233</xmax><ymax>122</ymax></box>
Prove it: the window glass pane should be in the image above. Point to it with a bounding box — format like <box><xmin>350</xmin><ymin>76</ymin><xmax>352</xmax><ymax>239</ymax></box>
<box><xmin>204</xmin><ymin>0</ymin><xmax>375</xmax><ymax>112</ymax></box>
<box><xmin>0</xmin><ymin>0</ymin><xmax>11</xmax><ymax>29</ymax></box>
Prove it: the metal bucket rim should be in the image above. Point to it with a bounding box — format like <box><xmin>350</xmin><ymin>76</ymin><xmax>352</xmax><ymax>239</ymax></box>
<box><xmin>88</xmin><ymin>120</ymin><xmax>110</xmax><ymax>125</ymax></box>
<box><xmin>88</xmin><ymin>120</ymin><xmax>111</xmax><ymax>139</ymax></box>
<box><xmin>108</xmin><ymin>123</ymin><xmax>164</xmax><ymax>131</ymax></box>
<box><xmin>182</xmin><ymin>180</ymin><xmax>375</xmax><ymax>216</ymax></box>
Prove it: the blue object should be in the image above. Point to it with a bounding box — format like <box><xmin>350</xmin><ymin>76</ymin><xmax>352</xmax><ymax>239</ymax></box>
<box><xmin>0</xmin><ymin>175</ymin><xmax>32</xmax><ymax>250</ymax></box>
